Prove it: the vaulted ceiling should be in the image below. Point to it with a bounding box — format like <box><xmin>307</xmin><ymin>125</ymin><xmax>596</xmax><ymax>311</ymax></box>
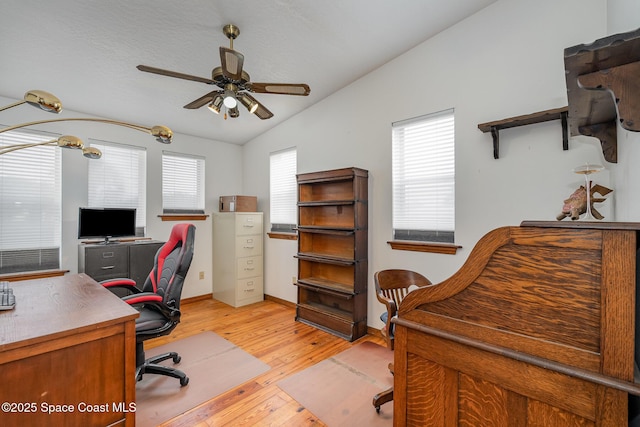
<box><xmin>0</xmin><ymin>0</ymin><xmax>496</xmax><ymax>145</ymax></box>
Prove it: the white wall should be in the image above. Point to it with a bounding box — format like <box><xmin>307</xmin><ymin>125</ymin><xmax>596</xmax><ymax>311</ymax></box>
<box><xmin>3</xmin><ymin>0</ymin><xmax>638</xmax><ymax>324</ymax></box>
<box><xmin>243</xmin><ymin>0</ymin><xmax>636</xmax><ymax>328</ymax></box>
<box><xmin>607</xmin><ymin>0</ymin><xmax>640</xmax><ymax>220</ymax></box>
<box><xmin>0</xmin><ymin>95</ymin><xmax>243</xmax><ymax>298</ymax></box>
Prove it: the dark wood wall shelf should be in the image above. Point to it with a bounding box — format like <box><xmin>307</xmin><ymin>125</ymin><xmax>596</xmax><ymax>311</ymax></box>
<box><xmin>564</xmin><ymin>27</ymin><xmax>640</xmax><ymax>163</ymax></box>
<box><xmin>478</xmin><ymin>28</ymin><xmax>640</xmax><ymax>163</ymax></box>
<box><xmin>478</xmin><ymin>107</ymin><xmax>569</xmax><ymax>159</ymax></box>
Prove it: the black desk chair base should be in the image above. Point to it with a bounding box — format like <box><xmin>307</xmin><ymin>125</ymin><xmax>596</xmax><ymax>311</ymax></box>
<box><xmin>135</xmin><ymin>342</ymin><xmax>189</xmax><ymax>387</ymax></box>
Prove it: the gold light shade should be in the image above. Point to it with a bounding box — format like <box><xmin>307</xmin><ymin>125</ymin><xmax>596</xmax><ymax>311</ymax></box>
<box><xmin>151</xmin><ymin>125</ymin><xmax>173</xmax><ymax>144</ymax></box>
<box><xmin>24</xmin><ymin>90</ymin><xmax>62</xmax><ymax>113</ymax></box>
<box><xmin>207</xmin><ymin>93</ymin><xmax>224</xmax><ymax>114</ymax></box>
<box><xmin>57</xmin><ymin>135</ymin><xmax>84</xmax><ymax>149</ymax></box>
<box><xmin>82</xmin><ymin>146</ymin><xmax>102</xmax><ymax>159</ymax></box>
<box><xmin>239</xmin><ymin>93</ymin><xmax>258</xmax><ymax>114</ymax></box>
<box><xmin>0</xmin><ymin>135</ymin><xmax>100</xmax><ymax>159</ymax></box>
<box><xmin>228</xmin><ymin>106</ymin><xmax>240</xmax><ymax>118</ymax></box>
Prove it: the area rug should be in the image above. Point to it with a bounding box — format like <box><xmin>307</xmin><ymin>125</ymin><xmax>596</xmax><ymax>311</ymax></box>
<box><xmin>278</xmin><ymin>341</ymin><xmax>394</xmax><ymax>426</ymax></box>
<box><xmin>135</xmin><ymin>331</ymin><xmax>270</xmax><ymax>427</ymax></box>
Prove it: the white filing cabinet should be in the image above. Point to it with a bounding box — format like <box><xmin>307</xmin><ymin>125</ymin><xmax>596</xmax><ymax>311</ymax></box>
<box><xmin>212</xmin><ymin>212</ymin><xmax>264</xmax><ymax>307</ymax></box>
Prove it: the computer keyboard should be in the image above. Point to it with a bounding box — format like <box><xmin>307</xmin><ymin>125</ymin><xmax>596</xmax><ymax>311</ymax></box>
<box><xmin>0</xmin><ymin>281</ymin><xmax>15</xmax><ymax>310</ymax></box>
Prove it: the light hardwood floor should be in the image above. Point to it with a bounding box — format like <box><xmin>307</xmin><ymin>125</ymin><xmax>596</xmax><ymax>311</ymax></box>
<box><xmin>144</xmin><ymin>296</ymin><xmax>386</xmax><ymax>426</ymax></box>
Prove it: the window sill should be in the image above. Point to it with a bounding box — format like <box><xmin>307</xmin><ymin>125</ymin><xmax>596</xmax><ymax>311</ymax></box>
<box><xmin>387</xmin><ymin>240</ymin><xmax>461</xmax><ymax>255</ymax></box>
<box><xmin>268</xmin><ymin>232</ymin><xmax>298</xmax><ymax>241</ymax></box>
<box><xmin>158</xmin><ymin>214</ymin><xmax>209</xmax><ymax>221</ymax></box>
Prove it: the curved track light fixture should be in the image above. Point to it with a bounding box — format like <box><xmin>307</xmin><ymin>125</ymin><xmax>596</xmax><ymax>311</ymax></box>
<box><xmin>0</xmin><ymin>90</ymin><xmax>173</xmax><ymax>157</ymax></box>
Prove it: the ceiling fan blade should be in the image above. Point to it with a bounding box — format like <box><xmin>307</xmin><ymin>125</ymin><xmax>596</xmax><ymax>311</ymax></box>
<box><xmin>248</xmin><ymin>82</ymin><xmax>310</xmax><ymax>96</ymax></box>
<box><xmin>219</xmin><ymin>47</ymin><xmax>245</xmax><ymax>81</ymax></box>
<box><xmin>183</xmin><ymin>91</ymin><xmax>221</xmax><ymax>109</ymax></box>
<box><xmin>137</xmin><ymin>65</ymin><xmax>216</xmax><ymax>85</ymax></box>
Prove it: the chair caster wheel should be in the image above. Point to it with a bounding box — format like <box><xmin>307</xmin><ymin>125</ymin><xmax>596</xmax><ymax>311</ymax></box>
<box><xmin>173</xmin><ymin>354</ymin><xmax>181</xmax><ymax>363</ymax></box>
<box><xmin>180</xmin><ymin>376</ymin><xmax>189</xmax><ymax>387</ymax></box>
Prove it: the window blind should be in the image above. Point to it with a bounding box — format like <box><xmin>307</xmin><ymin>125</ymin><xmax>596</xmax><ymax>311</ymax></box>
<box><xmin>269</xmin><ymin>148</ymin><xmax>297</xmax><ymax>232</ymax></box>
<box><xmin>0</xmin><ymin>128</ymin><xmax>61</xmax><ymax>272</ymax></box>
<box><xmin>162</xmin><ymin>151</ymin><xmax>205</xmax><ymax>214</ymax></box>
<box><xmin>392</xmin><ymin>109</ymin><xmax>455</xmax><ymax>243</ymax></box>
<box><xmin>88</xmin><ymin>139</ymin><xmax>147</xmax><ymax>235</ymax></box>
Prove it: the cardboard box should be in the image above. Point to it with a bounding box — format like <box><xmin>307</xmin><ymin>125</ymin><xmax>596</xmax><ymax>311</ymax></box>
<box><xmin>219</xmin><ymin>195</ymin><xmax>257</xmax><ymax>212</ymax></box>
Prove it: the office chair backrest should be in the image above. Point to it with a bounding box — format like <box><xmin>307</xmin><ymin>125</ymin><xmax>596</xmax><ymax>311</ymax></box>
<box><xmin>142</xmin><ymin>223</ymin><xmax>195</xmax><ymax>309</ymax></box>
<box><xmin>375</xmin><ymin>269</ymin><xmax>432</xmax><ymax>307</ymax></box>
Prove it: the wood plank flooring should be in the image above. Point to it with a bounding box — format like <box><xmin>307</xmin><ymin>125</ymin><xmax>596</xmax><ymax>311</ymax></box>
<box><xmin>144</xmin><ymin>297</ymin><xmax>385</xmax><ymax>427</ymax></box>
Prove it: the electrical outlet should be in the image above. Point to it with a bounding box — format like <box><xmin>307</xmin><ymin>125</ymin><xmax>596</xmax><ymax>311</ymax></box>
<box><xmin>199</xmin><ymin>271</ymin><xmax>205</xmax><ymax>280</ymax></box>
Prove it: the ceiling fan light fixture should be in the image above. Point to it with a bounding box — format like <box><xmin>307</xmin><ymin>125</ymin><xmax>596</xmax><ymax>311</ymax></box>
<box><xmin>239</xmin><ymin>93</ymin><xmax>258</xmax><ymax>114</ymax></box>
<box><xmin>228</xmin><ymin>106</ymin><xmax>240</xmax><ymax>118</ymax></box>
<box><xmin>223</xmin><ymin>94</ymin><xmax>237</xmax><ymax>109</ymax></box>
<box><xmin>207</xmin><ymin>94</ymin><xmax>224</xmax><ymax>114</ymax></box>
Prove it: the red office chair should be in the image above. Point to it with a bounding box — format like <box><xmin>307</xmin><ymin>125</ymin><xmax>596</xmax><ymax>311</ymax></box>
<box><xmin>102</xmin><ymin>223</ymin><xmax>196</xmax><ymax>386</ymax></box>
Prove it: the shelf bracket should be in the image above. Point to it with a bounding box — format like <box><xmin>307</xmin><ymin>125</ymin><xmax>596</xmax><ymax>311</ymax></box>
<box><xmin>578</xmin><ymin>119</ymin><xmax>618</xmax><ymax>163</ymax></box>
<box><xmin>561</xmin><ymin>110</ymin><xmax>569</xmax><ymax>151</ymax></box>
<box><xmin>490</xmin><ymin>126</ymin><xmax>499</xmax><ymax>159</ymax></box>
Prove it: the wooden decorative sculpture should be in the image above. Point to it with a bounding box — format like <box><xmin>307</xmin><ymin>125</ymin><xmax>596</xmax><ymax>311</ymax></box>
<box><xmin>556</xmin><ymin>184</ymin><xmax>612</xmax><ymax>220</ymax></box>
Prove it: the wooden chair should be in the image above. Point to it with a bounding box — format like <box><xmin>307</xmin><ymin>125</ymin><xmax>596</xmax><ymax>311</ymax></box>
<box><xmin>372</xmin><ymin>269</ymin><xmax>432</xmax><ymax>413</ymax></box>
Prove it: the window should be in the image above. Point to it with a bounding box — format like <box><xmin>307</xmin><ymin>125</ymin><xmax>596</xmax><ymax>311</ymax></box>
<box><xmin>392</xmin><ymin>108</ymin><xmax>455</xmax><ymax>243</ymax></box>
<box><xmin>0</xmin><ymin>129</ymin><xmax>61</xmax><ymax>273</ymax></box>
<box><xmin>162</xmin><ymin>151</ymin><xmax>205</xmax><ymax>214</ymax></box>
<box><xmin>88</xmin><ymin>140</ymin><xmax>147</xmax><ymax>236</ymax></box>
<box><xmin>269</xmin><ymin>148</ymin><xmax>297</xmax><ymax>233</ymax></box>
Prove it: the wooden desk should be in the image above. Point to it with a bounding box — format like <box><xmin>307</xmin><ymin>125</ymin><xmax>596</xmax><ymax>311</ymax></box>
<box><xmin>393</xmin><ymin>222</ymin><xmax>638</xmax><ymax>426</ymax></box>
<box><xmin>0</xmin><ymin>274</ymin><xmax>139</xmax><ymax>426</ymax></box>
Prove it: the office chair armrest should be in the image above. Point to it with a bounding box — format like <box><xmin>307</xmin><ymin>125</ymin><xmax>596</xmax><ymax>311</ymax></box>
<box><xmin>376</xmin><ymin>294</ymin><xmax>397</xmax><ymax>318</ymax></box>
<box><xmin>121</xmin><ymin>292</ymin><xmax>163</xmax><ymax>305</ymax></box>
<box><xmin>100</xmin><ymin>278</ymin><xmax>140</xmax><ymax>292</ymax></box>
<box><xmin>385</xmin><ymin>300</ymin><xmax>397</xmax><ymax>323</ymax></box>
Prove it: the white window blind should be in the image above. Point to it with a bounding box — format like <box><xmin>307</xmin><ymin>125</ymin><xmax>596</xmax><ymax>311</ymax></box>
<box><xmin>392</xmin><ymin>109</ymin><xmax>455</xmax><ymax>243</ymax></box>
<box><xmin>162</xmin><ymin>151</ymin><xmax>205</xmax><ymax>214</ymax></box>
<box><xmin>269</xmin><ymin>148</ymin><xmax>297</xmax><ymax>232</ymax></box>
<box><xmin>88</xmin><ymin>140</ymin><xmax>147</xmax><ymax>235</ymax></box>
<box><xmin>0</xmin><ymin>128</ymin><xmax>61</xmax><ymax>273</ymax></box>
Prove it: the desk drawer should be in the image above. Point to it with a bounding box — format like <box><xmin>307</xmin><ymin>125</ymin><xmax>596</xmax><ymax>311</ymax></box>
<box><xmin>83</xmin><ymin>246</ymin><xmax>129</xmax><ymax>278</ymax></box>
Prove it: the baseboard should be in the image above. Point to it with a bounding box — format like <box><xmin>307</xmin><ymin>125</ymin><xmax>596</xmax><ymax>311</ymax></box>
<box><xmin>183</xmin><ymin>293</ymin><xmax>213</xmax><ymax>304</ymax></box>
<box><xmin>264</xmin><ymin>294</ymin><xmax>296</xmax><ymax>309</ymax></box>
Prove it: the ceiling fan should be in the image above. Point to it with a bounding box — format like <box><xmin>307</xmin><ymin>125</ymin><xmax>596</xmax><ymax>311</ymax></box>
<box><xmin>137</xmin><ymin>24</ymin><xmax>310</xmax><ymax>120</ymax></box>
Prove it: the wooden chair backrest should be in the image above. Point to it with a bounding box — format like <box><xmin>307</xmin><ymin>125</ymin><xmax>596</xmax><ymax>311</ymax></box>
<box><xmin>374</xmin><ymin>269</ymin><xmax>432</xmax><ymax>308</ymax></box>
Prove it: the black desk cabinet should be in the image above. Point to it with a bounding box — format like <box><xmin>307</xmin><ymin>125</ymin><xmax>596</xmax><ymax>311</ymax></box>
<box><xmin>79</xmin><ymin>240</ymin><xmax>164</xmax><ymax>289</ymax></box>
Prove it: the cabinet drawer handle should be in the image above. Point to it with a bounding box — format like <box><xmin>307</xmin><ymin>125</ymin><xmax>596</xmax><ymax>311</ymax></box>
<box><xmin>243</xmin><ymin>246</ymin><xmax>254</xmax><ymax>249</ymax></box>
<box><xmin>102</xmin><ymin>252</ymin><xmax>114</xmax><ymax>258</ymax></box>
<box><xmin>244</xmin><ymin>289</ymin><xmax>255</xmax><ymax>293</ymax></box>
<box><xmin>244</xmin><ymin>267</ymin><xmax>255</xmax><ymax>271</ymax></box>
<box><xmin>101</xmin><ymin>265</ymin><xmax>115</xmax><ymax>270</ymax></box>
